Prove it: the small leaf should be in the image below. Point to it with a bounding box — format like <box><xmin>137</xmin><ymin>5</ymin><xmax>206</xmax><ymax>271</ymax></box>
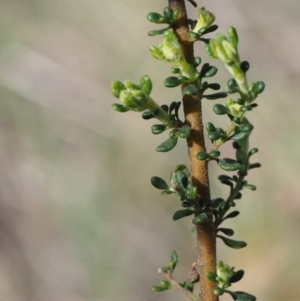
<box><xmin>227</xmin><ymin>291</ymin><xmax>256</xmax><ymax>301</ymax></box>
<box><xmin>151</xmin><ymin>176</ymin><xmax>169</xmax><ymax>190</ymax></box>
<box><xmin>169</xmin><ymin>129</ymin><xmax>179</xmax><ymax>138</ymax></box>
<box><xmin>161</xmin><ymin>190</ymin><xmax>173</xmax><ymax>195</ymax></box>
<box><xmin>169</xmin><ymin>101</ymin><xmax>177</xmax><ymax>113</ymax></box>
<box><xmin>182</xmin><ymin>85</ymin><xmax>199</xmax><ymax>95</ymax></box>
<box><xmin>248</xmin><ymin>148</ymin><xmax>258</xmax><ymax>156</ymax></box>
<box><xmin>193</xmin><ymin>56</ymin><xmax>202</xmax><ymax>67</ymax></box>
<box><xmin>248</xmin><ymin>163</ymin><xmax>261</xmax><ymax>169</ymax></box>
<box><xmin>151</xmin><ymin>286</ymin><xmax>168</xmax><ymax>292</ymax></box>
<box><xmin>142</xmin><ymin>111</ymin><xmax>154</xmax><ymax>120</ymax></box>
<box><xmin>112</xmin><ymin>103</ymin><xmax>129</xmax><ymax>112</ymax></box>
<box><xmin>178</xmin><ymin>125</ymin><xmax>191</xmax><ymax>138</ymax></box>
<box><xmin>156</xmin><ymin>137</ymin><xmax>178</xmax><ymax>152</ymax></box>
<box><xmin>223</xmin><ymin>210</ymin><xmax>240</xmax><ymax>220</ymax></box>
<box><xmin>147</xmin><ymin>12</ymin><xmax>167</xmax><ymax>24</ymax></box>
<box><xmin>171</xmin><ymin>250</ymin><xmax>178</xmax><ymax>264</ymax></box>
<box><xmin>171</xmin><ymin>8</ymin><xmax>179</xmax><ymax>22</ymax></box>
<box><xmin>173</xmin><ymin>209</ymin><xmax>194</xmax><ymax>220</ymax></box>
<box><xmin>148</xmin><ymin>28</ymin><xmax>169</xmax><ymax>36</ymax></box>
<box><xmin>197</xmin><ymin>151</ymin><xmax>209</xmax><ymax>161</ymax></box>
<box><xmin>231</xmin><ymin>131</ymin><xmax>250</xmax><ymax>141</ymax></box>
<box><xmin>206</xmin><ymin>122</ymin><xmax>216</xmax><ymax>133</ymax></box>
<box><xmin>217</xmin><ymin>235</ymin><xmax>247</xmax><ymax>249</ymax></box>
<box><xmin>207</xmin><ymin>83</ymin><xmax>221</xmax><ymax>90</ymax></box>
<box><xmin>244</xmin><ymin>183</ymin><xmax>256</xmax><ymax>191</ymax></box>
<box><xmin>203</xmin><ymin>92</ymin><xmax>227</xmax><ymax>100</ymax></box>
<box><xmin>163</xmin><ymin>7</ymin><xmax>172</xmax><ymax>20</ymax></box>
<box><xmin>213</xmin><ymin>287</ymin><xmax>224</xmax><ymax>296</ymax></box>
<box><xmin>161</xmin><ymin>104</ymin><xmax>169</xmax><ymax>112</ymax></box>
<box><xmin>208</xmin><ymin>132</ymin><xmax>221</xmax><ymax>141</ymax></box>
<box><xmin>206</xmin><ymin>272</ymin><xmax>218</xmax><ymax>283</ymax></box>
<box><xmin>229</xmin><ymin>270</ymin><xmax>244</xmax><ymax>283</ymax></box>
<box><xmin>189</xmin><ymin>31</ymin><xmax>200</xmax><ymax>40</ymax></box>
<box><xmin>217</xmin><ymin>228</ymin><xmax>234</xmax><ymax>236</ymax></box>
<box><xmin>199</xmin><ymin>24</ymin><xmax>218</xmax><ymax>35</ymax></box>
<box><xmin>193</xmin><ymin>213</ymin><xmax>209</xmax><ymax>224</ymax></box>
<box><xmin>202</xmin><ymin>66</ymin><xmax>218</xmax><ymax>77</ymax></box>
<box><xmin>218</xmin><ymin>159</ymin><xmax>241</xmax><ymax>171</ymax></box>
<box><xmin>140</xmin><ymin>75</ymin><xmax>152</xmax><ymax>95</ymax></box>
<box><xmin>240</xmin><ymin>61</ymin><xmax>250</xmax><ymax>73</ymax></box>
<box><xmin>164</xmin><ymin>76</ymin><xmax>182</xmax><ymax>87</ymax></box>
<box><xmin>160</xmin><ymin>280</ymin><xmax>172</xmax><ymax>289</ymax></box>
<box><xmin>251</xmin><ymin>81</ymin><xmax>265</xmax><ymax>94</ymax></box>
<box><xmin>210</xmin><ymin>198</ymin><xmax>225</xmax><ymax>209</ymax></box>
<box><xmin>240</xmin><ymin>124</ymin><xmax>254</xmax><ymax>132</ymax></box>
<box><xmin>209</xmin><ymin>150</ymin><xmax>220</xmax><ymax>158</ymax></box>
<box><xmin>151</xmin><ymin>124</ymin><xmax>167</xmax><ymax>135</ymax></box>
<box><xmin>213</xmin><ymin>104</ymin><xmax>228</xmax><ymax>115</ymax></box>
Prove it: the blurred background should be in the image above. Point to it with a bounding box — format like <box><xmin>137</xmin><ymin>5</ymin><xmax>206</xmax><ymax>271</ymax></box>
<box><xmin>0</xmin><ymin>0</ymin><xmax>299</xmax><ymax>300</ymax></box>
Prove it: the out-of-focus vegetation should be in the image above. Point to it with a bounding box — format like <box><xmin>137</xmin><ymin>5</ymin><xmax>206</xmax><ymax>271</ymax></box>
<box><xmin>0</xmin><ymin>0</ymin><xmax>299</xmax><ymax>300</ymax></box>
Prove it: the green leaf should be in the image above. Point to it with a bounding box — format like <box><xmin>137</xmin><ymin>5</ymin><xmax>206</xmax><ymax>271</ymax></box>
<box><xmin>182</xmin><ymin>85</ymin><xmax>199</xmax><ymax>95</ymax></box>
<box><xmin>248</xmin><ymin>163</ymin><xmax>261</xmax><ymax>169</ymax></box>
<box><xmin>229</xmin><ymin>270</ymin><xmax>244</xmax><ymax>283</ymax></box>
<box><xmin>208</xmin><ymin>132</ymin><xmax>221</xmax><ymax>141</ymax></box>
<box><xmin>207</xmin><ymin>83</ymin><xmax>221</xmax><ymax>90</ymax></box>
<box><xmin>169</xmin><ymin>129</ymin><xmax>179</xmax><ymax>138</ymax></box>
<box><xmin>202</xmin><ymin>66</ymin><xmax>218</xmax><ymax>77</ymax></box>
<box><xmin>171</xmin><ymin>250</ymin><xmax>178</xmax><ymax>264</ymax></box>
<box><xmin>218</xmin><ymin>159</ymin><xmax>241</xmax><ymax>171</ymax></box>
<box><xmin>213</xmin><ymin>104</ymin><xmax>227</xmax><ymax>115</ymax></box>
<box><xmin>161</xmin><ymin>190</ymin><xmax>173</xmax><ymax>195</ymax></box>
<box><xmin>209</xmin><ymin>198</ymin><xmax>225</xmax><ymax>209</ymax></box>
<box><xmin>196</xmin><ymin>151</ymin><xmax>209</xmax><ymax>161</ymax></box>
<box><xmin>228</xmin><ymin>26</ymin><xmax>238</xmax><ymax>48</ymax></box>
<box><xmin>163</xmin><ymin>7</ymin><xmax>172</xmax><ymax>20</ymax></box>
<box><xmin>240</xmin><ymin>61</ymin><xmax>250</xmax><ymax>73</ymax></box>
<box><xmin>209</xmin><ymin>150</ymin><xmax>221</xmax><ymax>158</ymax></box>
<box><xmin>244</xmin><ymin>183</ymin><xmax>256</xmax><ymax>191</ymax></box>
<box><xmin>193</xmin><ymin>213</ymin><xmax>209</xmax><ymax>224</ymax></box>
<box><xmin>160</xmin><ymin>280</ymin><xmax>172</xmax><ymax>289</ymax></box>
<box><xmin>206</xmin><ymin>122</ymin><xmax>216</xmax><ymax>133</ymax></box>
<box><xmin>231</xmin><ymin>131</ymin><xmax>250</xmax><ymax>141</ymax></box>
<box><xmin>173</xmin><ymin>209</ymin><xmax>194</xmax><ymax>220</ymax></box>
<box><xmin>142</xmin><ymin>111</ymin><xmax>154</xmax><ymax>120</ymax></box>
<box><xmin>164</xmin><ymin>76</ymin><xmax>182</xmax><ymax>87</ymax></box>
<box><xmin>171</xmin><ymin>8</ymin><xmax>179</xmax><ymax>22</ymax></box>
<box><xmin>227</xmin><ymin>291</ymin><xmax>256</xmax><ymax>301</ymax></box>
<box><xmin>189</xmin><ymin>31</ymin><xmax>200</xmax><ymax>40</ymax></box>
<box><xmin>151</xmin><ymin>124</ymin><xmax>167</xmax><ymax>135</ymax></box>
<box><xmin>240</xmin><ymin>124</ymin><xmax>253</xmax><ymax>132</ymax></box>
<box><xmin>217</xmin><ymin>235</ymin><xmax>247</xmax><ymax>249</ymax></box>
<box><xmin>251</xmin><ymin>81</ymin><xmax>265</xmax><ymax>94</ymax></box>
<box><xmin>217</xmin><ymin>228</ymin><xmax>234</xmax><ymax>236</ymax></box>
<box><xmin>147</xmin><ymin>12</ymin><xmax>167</xmax><ymax>24</ymax></box>
<box><xmin>151</xmin><ymin>176</ymin><xmax>169</xmax><ymax>190</ymax></box>
<box><xmin>112</xmin><ymin>103</ymin><xmax>129</xmax><ymax>112</ymax></box>
<box><xmin>213</xmin><ymin>287</ymin><xmax>224</xmax><ymax>296</ymax></box>
<box><xmin>203</xmin><ymin>92</ymin><xmax>227</xmax><ymax>100</ymax></box>
<box><xmin>248</xmin><ymin>148</ymin><xmax>258</xmax><ymax>156</ymax></box>
<box><xmin>156</xmin><ymin>137</ymin><xmax>178</xmax><ymax>152</ymax></box>
<box><xmin>178</xmin><ymin>125</ymin><xmax>191</xmax><ymax>138</ymax></box>
<box><xmin>199</xmin><ymin>24</ymin><xmax>218</xmax><ymax>35</ymax></box>
<box><xmin>223</xmin><ymin>210</ymin><xmax>240</xmax><ymax>220</ymax></box>
<box><xmin>193</xmin><ymin>56</ymin><xmax>202</xmax><ymax>67</ymax></box>
<box><xmin>151</xmin><ymin>286</ymin><xmax>168</xmax><ymax>292</ymax></box>
<box><xmin>148</xmin><ymin>28</ymin><xmax>169</xmax><ymax>36</ymax></box>
<box><xmin>140</xmin><ymin>75</ymin><xmax>152</xmax><ymax>96</ymax></box>
<box><xmin>206</xmin><ymin>272</ymin><xmax>218</xmax><ymax>283</ymax></box>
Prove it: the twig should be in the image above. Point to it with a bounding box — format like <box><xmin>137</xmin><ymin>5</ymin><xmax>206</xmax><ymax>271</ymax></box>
<box><xmin>158</xmin><ymin>269</ymin><xmax>201</xmax><ymax>301</ymax></box>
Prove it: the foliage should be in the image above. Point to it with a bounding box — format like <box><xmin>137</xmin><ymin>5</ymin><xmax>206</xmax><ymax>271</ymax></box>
<box><xmin>111</xmin><ymin>1</ymin><xmax>264</xmax><ymax>301</ymax></box>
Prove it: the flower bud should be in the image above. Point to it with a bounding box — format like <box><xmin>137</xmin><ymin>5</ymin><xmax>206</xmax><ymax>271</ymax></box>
<box><xmin>192</xmin><ymin>7</ymin><xmax>215</xmax><ymax>34</ymax></box>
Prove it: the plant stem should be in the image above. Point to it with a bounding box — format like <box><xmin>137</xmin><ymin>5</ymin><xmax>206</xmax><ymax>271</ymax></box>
<box><xmin>158</xmin><ymin>269</ymin><xmax>201</xmax><ymax>301</ymax></box>
<box><xmin>168</xmin><ymin>1</ymin><xmax>218</xmax><ymax>301</ymax></box>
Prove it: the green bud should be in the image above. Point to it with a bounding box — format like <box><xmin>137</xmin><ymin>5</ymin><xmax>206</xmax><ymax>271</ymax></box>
<box><xmin>227</xmin><ymin>26</ymin><xmax>238</xmax><ymax>48</ymax></box>
<box><xmin>111</xmin><ymin>81</ymin><xmax>126</xmax><ymax>98</ymax></box>
<box><xmin>192</xmin><ymin>7</ymin><xmax>215</xmax><ymax>34</ymax></box>
<box><xmin>120</xmin><ymin>90</ymin><xmax>148</xmax><ymax>111</ymax></box>
<box><xmin>111</xmin><ymin>103</ymin><xmax>129</xmax><ymax>112</ymax></box>
<box><xmin>140</xmin><ymin>75</ymin><xmax>152</xmax><ymax>96</ymax></box>
<box><xmin>152</xmin><ymin>286</ymin><xmax>167</xmax><ymax>292</ymax></box>
<box><xmin>171</xmin><ymin>250</ymin><xmax>178</xmax><ymax>264</ymax></box>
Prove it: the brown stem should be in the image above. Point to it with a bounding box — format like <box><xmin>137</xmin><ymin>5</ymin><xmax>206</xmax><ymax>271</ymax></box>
<box><xmin>168</xmin><ymin>1</ymin><xmax>218</xmax><ymax>301</ymax></box>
